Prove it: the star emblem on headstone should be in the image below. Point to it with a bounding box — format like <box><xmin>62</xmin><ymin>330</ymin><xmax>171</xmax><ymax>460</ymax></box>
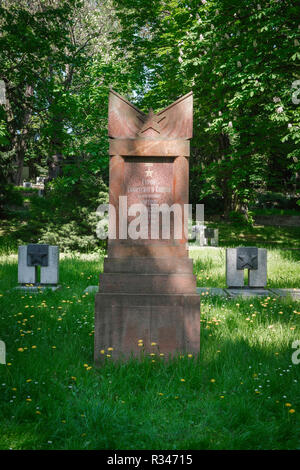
<box><xmin>236</xmin><ymin>247</ymin><xmax>258</xmax><ymax>270</ymax></box>
<box><xmin>137</xmin><ymin>108</ymin><xmax>161</xmax><ymax>136</ymax></box>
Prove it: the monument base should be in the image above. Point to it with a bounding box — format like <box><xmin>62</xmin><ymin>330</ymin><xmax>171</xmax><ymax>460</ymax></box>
<box><xmin>94</xmin><ymin>292</ymin><xmax>200</xmax><ymax>363</ymax></box>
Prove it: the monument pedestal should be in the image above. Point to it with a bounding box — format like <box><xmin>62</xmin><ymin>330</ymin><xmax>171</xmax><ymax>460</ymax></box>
<box><xmin>95</xmin><ymin>292</ymin><xmax>200</xmax><ymax>360</ymax></box>
<box><xmin>95</xmin><ymin>254</ymin><xmax>200</xmax><ymax>361</ymax></box>
<box><xmin>94</xmin><ymin>89</ymin><xmax>200</xmax><ymax>362</ymax></box>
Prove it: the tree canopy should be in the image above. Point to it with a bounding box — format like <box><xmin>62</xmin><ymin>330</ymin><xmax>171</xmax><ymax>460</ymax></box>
<box><xmin>0</xmin><ymin>0</ymin><xmax>299</xmax><ymax>221</ymax></box>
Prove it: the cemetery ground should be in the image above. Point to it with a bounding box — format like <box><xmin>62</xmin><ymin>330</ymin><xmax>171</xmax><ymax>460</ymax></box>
<box><xmin>0</xmin><ymin>246</ymin><xmax>299</xmax><ymax>450</ymax></box>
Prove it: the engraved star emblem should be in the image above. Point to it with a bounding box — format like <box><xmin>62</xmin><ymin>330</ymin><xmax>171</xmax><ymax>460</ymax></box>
<box><xmin>237</xmin><ymin>254</ymin><xmax>258</xmax><ymax>270</ymax></box>
<box><xmin>145</xmin><ymin>169</ymin><xmax>153</xmax><ymax>177</ymax></box>
<box><xmin>138</xmin><ymin>108</ymin><xmax>161</xmax><ymax>135</ymax></box>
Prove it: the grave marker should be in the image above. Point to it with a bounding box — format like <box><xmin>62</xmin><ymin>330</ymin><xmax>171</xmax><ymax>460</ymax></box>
<box><xmin>94</xmin><ymin>89</ymin><xmax>200</xmax><ymax>361</ymax></box>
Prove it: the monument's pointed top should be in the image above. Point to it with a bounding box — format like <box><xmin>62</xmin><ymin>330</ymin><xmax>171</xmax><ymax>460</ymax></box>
<box><xmin>108</xmin><ymin>90</ymin><xmax>193</xmax><ymax>139</ymax></box>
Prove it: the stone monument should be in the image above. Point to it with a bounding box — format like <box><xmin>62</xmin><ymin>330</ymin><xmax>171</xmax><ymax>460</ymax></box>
<box><xmin>204</xmin><ymin>227</ymin><xmax>219</xmax><ymax>246</ymax></box>
<box><xmin>192</xmin><ymin>225</ymin><xmax>219</xmax><ymax>246</ymax></box>
<box><xmin>17</xmin><ymin>244</ymin><xmax>60</xmax><ymax>291</ymax></box>
<box><xmin>94</xmin><ymin>89</ymin><xmax>200</xmax><ymax>362</ymax></box>
<box><xmin>226</xmin><ymin>247</ymin><xmax>267</xmax><ymax>288</ymax></box>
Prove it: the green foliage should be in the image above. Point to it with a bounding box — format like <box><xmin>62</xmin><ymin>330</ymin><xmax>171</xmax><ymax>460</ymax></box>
<box><xmin>228</xmin><ymin>210</ymin><xmax>254</xmax><ymax>227</ymax></box>
<box><xmin>254</xmin><ymin>192</ymin><xmax>300</xmax><ymax>211</ymax></box>
<box><xmin>27</xmin><ymin>173</ymin><xmax>109</xmax><ymax>252</ymax></box>
<box><xmin>0</xmin><ymin>184</ymin><xmax>23</xmax><ymax>210</ymax></box>
<box><xmin>114</xmin><ymin>0</ymin><xmax>300</xmax><ymax>214</ymax></box>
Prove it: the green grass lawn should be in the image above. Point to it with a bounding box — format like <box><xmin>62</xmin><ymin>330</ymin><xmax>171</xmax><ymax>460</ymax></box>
<box><xmin>0</xmin><ymin>250</ymin><xmax>299</xmax><ymax>450</ymax></box>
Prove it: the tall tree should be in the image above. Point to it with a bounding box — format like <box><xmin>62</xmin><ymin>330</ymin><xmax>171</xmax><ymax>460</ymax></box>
<box><xmin>113</xmin><ymin>0</ymin><xmax>300</xmax><ymax>215</ymax></box>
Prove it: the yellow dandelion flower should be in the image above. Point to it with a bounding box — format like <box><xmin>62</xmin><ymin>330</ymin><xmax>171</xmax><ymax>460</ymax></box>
<box><xmin>151</xmin><ymin>342</ymin><xmax>157</xmax><ymax>346</ymax></box>
<box><xmin>285</xmin><ymin>403</ymin><xmax>292</xmax><ymax>407</ymax></box>
<box><xmin>180</xmin><ymin>378</ymin><xmax>185</xmax><ymax>382</ymax></box>
<box><xmin>100</xmin><ymin>349</ymin><xmax>105</xmax><ymax>354</ymax></box>
<box><xmin>17</xmin><ymin>348</ymin><xmax>24</xmax><ymax>352</ymax></box>
<box><xmin>289</xmin><ymin>409</ymin><xmax>295</xmax><ymax>414</ymax></box>
<box><xmin>210</xmin><ymin>379</ymin><xmax>216</xmax><ymax>383</ymax></box>
<box><xmin>36</xmin><ymin>411</ymin><xmax>41</xmax><ymax>415</ymax></box>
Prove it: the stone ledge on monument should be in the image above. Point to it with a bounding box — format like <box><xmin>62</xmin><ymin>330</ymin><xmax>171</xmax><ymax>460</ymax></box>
<box><xmin>108</xmin><ymin>244</ymin><xmax>188</xmax><ymax>258</ymax></box>
<box><xmin>99</xmin><ymin>273</ymin><xmax>197</xmax><ymax>294</ymax></box>
<box><xmin>103</xmin><ymin>257</ymin><xmax>193</xmax><ymax>274</ymax></box>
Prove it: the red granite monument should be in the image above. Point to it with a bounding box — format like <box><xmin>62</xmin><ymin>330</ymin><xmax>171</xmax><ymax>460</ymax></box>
<box><xmin>94</xmin><ymin>89</ymin><xmax>200</xmax><ymax>362</ymax></box>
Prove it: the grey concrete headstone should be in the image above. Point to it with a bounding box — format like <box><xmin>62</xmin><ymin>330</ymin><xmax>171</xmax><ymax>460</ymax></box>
<box><xmin>226</xmin><ymin>248</ymin><xmax>244</xmax><ymax>287</ymax></box>
<box><xmin>226</xmin><ymin>247</ymin><xmax>267</xmax><ymax>288</ymax></box>
<box><xmin>18</xmin><ymin>244</ymin><xmax>59</xmax><ymax>285</ymax></box>
<box><xmin>249</xmin><ymin>248</ymin><xmax>267</xmax><ymax>287</ymax></box>
<box><xmin>18</xmin><ymin>246</ymin><xmax>36</xmax><ymax>284</ymax></box>
<box><xmin>40</xmin><ymin>246</ymin><xmax>59</xmax><ymax>284</ymax></box>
